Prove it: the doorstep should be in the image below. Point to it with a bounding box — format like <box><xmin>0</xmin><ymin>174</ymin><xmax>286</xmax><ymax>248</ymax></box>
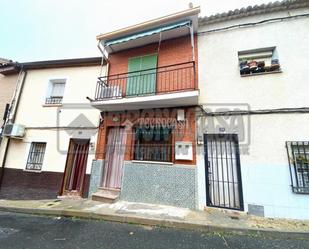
<box><xmin>91</xmin><ymin>187</ymin><xmax>120</xmax><ymax>203</ymax></box>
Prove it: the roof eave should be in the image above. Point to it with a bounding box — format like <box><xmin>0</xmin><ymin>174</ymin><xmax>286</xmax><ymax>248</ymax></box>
<box><xmin>96</xmin><ymin>6</ymin><xmax>200</xmax><ymax>41</ymax></box>
<box><xmin>21</xmin><ymin>57</ymin><xmax>104</xmax><ymax>70</ymax></box>
<box><xmin>198</xmin><ymin>0</ymin><xmax>309</xmax><ymax>26</ymax></box>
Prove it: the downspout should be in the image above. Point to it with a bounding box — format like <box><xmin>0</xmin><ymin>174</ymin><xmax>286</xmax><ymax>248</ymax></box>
<box><xmin>0</xmin><ymin>66</ymin><xmax>27</xmax><ymax>189</ymax></box>
<box><xmin>187</xmin><ymin>21</ymin><xmax>196</xmax><ymax>89</ymax></box>
<box><xmin>189</xmin><ymin>21</ymin><xmax>195</xmax><ymax>61</ymax></box>
<box><xmin>95</xmin><ymin>40</ymin><xmax>109</xmax><ymax>161</ymax></box>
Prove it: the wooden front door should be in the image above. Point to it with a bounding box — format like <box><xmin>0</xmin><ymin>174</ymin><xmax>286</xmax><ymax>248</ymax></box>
<box><xmin>61</xmin><ymin>138</ymin><xmax>90</xmax><ymax>196</ymax></box>
<box><xmin>101</xmin><ymin>128</ymin><xmax>127</xmax><ymax>189</ymax></box>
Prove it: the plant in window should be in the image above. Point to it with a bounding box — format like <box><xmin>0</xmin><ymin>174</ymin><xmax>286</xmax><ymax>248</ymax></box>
<box><xmin>238</xmin><ymin>47</ymin><xmax>281</xmax><ymax>76</ymax></box>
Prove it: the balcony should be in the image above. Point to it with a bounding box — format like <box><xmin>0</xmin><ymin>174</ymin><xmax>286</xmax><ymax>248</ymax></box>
<box><xmin>92</xmin><ymin>61</ymin><xmax>198</xmax><ymax>111</ymax></box>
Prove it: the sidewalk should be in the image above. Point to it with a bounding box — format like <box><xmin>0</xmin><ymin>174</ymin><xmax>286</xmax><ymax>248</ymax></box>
<box><xmin>0</xmin><ymin>198</ymin><xmax>308</xmax><ymax>239</ymax></box>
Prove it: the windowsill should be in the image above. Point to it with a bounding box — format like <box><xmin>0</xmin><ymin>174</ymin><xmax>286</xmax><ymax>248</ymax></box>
<box><xmin>42</xmin><ymin>104</ymin><xmax>63</xmax><ymax>107</ymax></box>
<box><xmin>131</xmin><ymin>160</ymin><xmax>173</xmax><ymax>165</ymax></box>
<box><xmin>293</xmin><ymin>191</ymin><xmax>309</xmax><ymax>195</ymax></box>
<box><xmin>23</xmin><ymin>169</ymin><xmax>42</xmax><ymax>173</ymax></box>
<box><xmin>241</xmin><ymin>70</ymin><xmax>282</xmax><ymax>77</ymax></box>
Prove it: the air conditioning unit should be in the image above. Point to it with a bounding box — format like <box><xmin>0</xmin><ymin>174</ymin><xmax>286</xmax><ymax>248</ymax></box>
<box><xmin>2</xmin><ymin>124</ymin><xmax>25</xmax><ymax>139</ymax></box>
<box><xmin>101</xmin><ymin>85</ymin><xmax>122</xmax><ymax>99</ymax></box>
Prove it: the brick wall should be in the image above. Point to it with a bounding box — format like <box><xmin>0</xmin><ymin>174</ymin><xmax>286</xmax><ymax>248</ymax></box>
<box><xmin>107</xmin><ymin>35</ymin><xmax>198</xmax><ymax>94</ymax></box>
<box><xmin>95</xmin><ymin>35</ymin><xmax>199</xmax><ymax>165</ymax></box>
<box><xmin>108</xmin><ymin>36</ymin><xmax>195</xmax><ymax>74</ymax></box>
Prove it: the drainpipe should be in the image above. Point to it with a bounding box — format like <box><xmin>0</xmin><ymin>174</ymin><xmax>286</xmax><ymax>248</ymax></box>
<box><xmin>0</xmin><ymin>66</ymin><xmax>27</xmax><ymax>189</ymax></box>
<box><xmin>188</xmin><ymin>21</ymin><xmax>195</xmax><ymax>62</ymax></box>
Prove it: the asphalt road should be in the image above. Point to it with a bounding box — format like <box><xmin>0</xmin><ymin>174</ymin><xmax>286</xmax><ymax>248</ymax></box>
<box><xmin>0</xmin><ymin>211</ymin><xmax>308</xmax><ymax>249</ymax></box>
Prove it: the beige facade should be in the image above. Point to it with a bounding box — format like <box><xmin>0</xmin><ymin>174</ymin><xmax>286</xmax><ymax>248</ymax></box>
<box><xmin>4</xmin><ymin>65</ymin><xmax>102</xmax><ymax>172</ymax></box>
<box><xmin>0</xmin><ymin>73</ymin><xmax>18</xmax><ymax>121</ymax></box>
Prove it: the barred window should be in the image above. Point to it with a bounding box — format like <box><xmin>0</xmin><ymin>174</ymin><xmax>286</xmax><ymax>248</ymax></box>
<box><xmin>26</xmin><ymin>142</ymin><xmax>46</xmax><ymax>171</ymax></box>
<box><xmin>134</xmin><ymin>126</ymin><xmax>172</xmax><ymax>162</ymax></box>
<box><xmin>286</xmin><ymin>141</ymin><xmax>309</xmax><ymax>194</ymax></box>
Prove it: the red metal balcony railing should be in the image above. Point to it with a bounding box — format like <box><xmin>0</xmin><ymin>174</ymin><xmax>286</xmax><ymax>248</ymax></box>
<box><xmin>94</xmin><ymin>61</ymin><xmax>196</xmax><ymax>100</ymax></box>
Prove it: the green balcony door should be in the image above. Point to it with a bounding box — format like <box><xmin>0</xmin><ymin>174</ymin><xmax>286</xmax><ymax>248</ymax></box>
<box><xmin>126</xmin><ymin>54</ymin><xmax>157</xmax><ymax>96</ymax></box>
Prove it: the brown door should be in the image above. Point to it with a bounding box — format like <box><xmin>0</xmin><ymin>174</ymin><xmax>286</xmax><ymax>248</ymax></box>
<box><xmin>102</xmin><ymin>127</ymin><xmax>127</xmax><ymax>189</ymax></box>
<box><xmin>61</xmin><ymin>138</ymin><xmax>90</xmax><ymax>196</ymax></box>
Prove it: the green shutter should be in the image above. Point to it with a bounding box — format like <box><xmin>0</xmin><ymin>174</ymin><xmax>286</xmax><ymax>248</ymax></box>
<box><xmin>126</xmin><ymin>54</ymin><xmax>157</xmax><ymax>96</ymax></box>
<box><xmin>127</xmin><ymin>57</ymin><xmax>141</xmax><ymax>96</ymax></box>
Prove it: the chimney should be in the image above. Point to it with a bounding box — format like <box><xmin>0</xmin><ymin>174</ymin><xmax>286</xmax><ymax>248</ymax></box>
<box><xmin>189</xmin><ymin>2</ymin><xmax>193</xmax><ymax>8</ymax></box>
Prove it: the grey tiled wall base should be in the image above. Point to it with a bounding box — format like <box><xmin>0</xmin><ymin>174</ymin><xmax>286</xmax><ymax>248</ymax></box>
<box><xmin>120</xmin><ymin>161</ymin><xmax>197</xmax><ymax>209</ymax></box>
<box><xmin>88</xmin><ymin>159</ymin><xmax>104</xmax><ymax>196</ymax></box>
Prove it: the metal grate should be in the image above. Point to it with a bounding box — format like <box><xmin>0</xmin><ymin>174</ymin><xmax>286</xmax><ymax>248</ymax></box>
<box><xmin>26</xmin><ymin>142</ymin><xmax>46</xmax><ymax>171</ymax></box>
<box><xmin>286</xmin><ymin>141</ymin><xmax>309</xmax><ymax>194</ymax></box>
<box><xmin>134</xmin><ymin>126</ymin><xmax>172</xmax><ymax>162</ymax></box>
<box><xmin>204</xmin><ymin>134</ymin><xmax>244</xmax><ymax>210</ymax></box>
<box><xmin>95</xmin><ymin>61</ymin><xmax>196</xmax><ymax>100</ymax></box>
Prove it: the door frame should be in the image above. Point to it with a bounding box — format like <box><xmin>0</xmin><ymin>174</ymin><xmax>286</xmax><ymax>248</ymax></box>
<box><xmin>204</xmin><ymin>133</ymin><xmax>244</xmax><ymax>211</ymax></box>
<box><xmin>59</xmin><ymin>138</ymin><xmax>90</xmax><ymax>196</ymax></box>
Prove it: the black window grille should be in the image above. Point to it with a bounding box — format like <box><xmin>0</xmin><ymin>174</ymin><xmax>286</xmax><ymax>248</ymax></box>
<box><xmin>286</xmin><ymin>141</ymin><xmax>309</xmax><ymax>194</ymax></box>
<box><xmin>26</xmin><ymin>142</ymin><xmax>46</xmax><ymax>171</ymax></box>
<box><xmin>134</xmin><ymin>126</ymin><xmax>172</xmax><ymax>162</ymax></box>
<box><xmin>45</xmin><ymin>96</ymin><xmax>63</xmax><ymax>104</ymax></box>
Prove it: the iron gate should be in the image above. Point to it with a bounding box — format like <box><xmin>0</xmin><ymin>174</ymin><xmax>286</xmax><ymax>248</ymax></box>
<box><xmin>204</xmin><ymin>134</ymin><xmax>244</xmax><ymax>210</ymax></box>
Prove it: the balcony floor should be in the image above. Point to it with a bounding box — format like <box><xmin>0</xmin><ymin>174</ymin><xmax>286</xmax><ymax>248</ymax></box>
<box><xmin>91</xmin><ymin>90</ymin><xmax>199</xmax><ymax>111</ymax></box>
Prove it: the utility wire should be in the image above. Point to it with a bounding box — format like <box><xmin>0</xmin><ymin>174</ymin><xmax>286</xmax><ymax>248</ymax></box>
<box><xmin>198</xmin><ymin>13</ymin><xmax>309</xmax><ymax>35</ymax></box>
<box><xmin>25</xmin><ymin>126</ymin><xmax>99</xmax><ymax>130</ymax></box>
<box><xmin>199</xmin><ymin>106</ymin><xmax>309</xmax><ymax>116</ymax></box>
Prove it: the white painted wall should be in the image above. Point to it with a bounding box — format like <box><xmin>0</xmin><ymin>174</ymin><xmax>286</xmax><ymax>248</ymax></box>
<box><xmin>4</xmin><ymin>65</ymin><xmax>104</xmax><ymax>174</ymax></box>
<box><xmin>198</xmin><ymin>8</ymin><xmax>309</xmax><ymax>109</ymax></box>
<box><xmin>197</xmin><ymin>9</ymin><xmax>309</xmax><ymax>219</ymax></box>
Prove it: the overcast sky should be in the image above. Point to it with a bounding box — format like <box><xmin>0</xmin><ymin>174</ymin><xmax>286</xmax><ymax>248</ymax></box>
<box><xmin>0</xmin><ymin>0</ymin><xmax>271</xmax><ymax>62</ymax></box>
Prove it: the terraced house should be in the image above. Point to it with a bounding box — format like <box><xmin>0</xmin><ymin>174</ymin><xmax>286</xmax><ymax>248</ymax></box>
<box><xmin>88</xmin><ymin>7</ymin><xmax>200</xmax><ymax>208</ymax></box>
<box><xmin>0</xmin><ymin>58</ymin><xmax>103</xmax><ymax>199</ymax></box>
<box><xmin>196</xmin><ymin>0</ymin><xmax>309</xmax><ymax>219</ymax></box>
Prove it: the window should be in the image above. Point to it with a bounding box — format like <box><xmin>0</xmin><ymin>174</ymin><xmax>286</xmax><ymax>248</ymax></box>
<box><xmin>26</xmin><ymin>142</ymin><xmax>46</xmax><ymax>171</ymax></box>
<box><xmin>127</xmin><ymin>54</ymin><xmax>157</xmax><ymax>96</ymax></box>
<box><xmin>45</xmin><ymin>79</ymin><xmax>66</xmax><ymax>104</ymax></box>
<box><xmin>238</xmin><ymin>47</ymin><xmax>281</xmax><ymax>76</ymax></box>
<box><xmin>134</xmin><ymin>125</ymin><xmax>172</xmax><ymax>162</ymax></box>
<box><xmin>286</xmin><ymin>141</ymin><xmax>309</xmax><ymax>194</ymax></box>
